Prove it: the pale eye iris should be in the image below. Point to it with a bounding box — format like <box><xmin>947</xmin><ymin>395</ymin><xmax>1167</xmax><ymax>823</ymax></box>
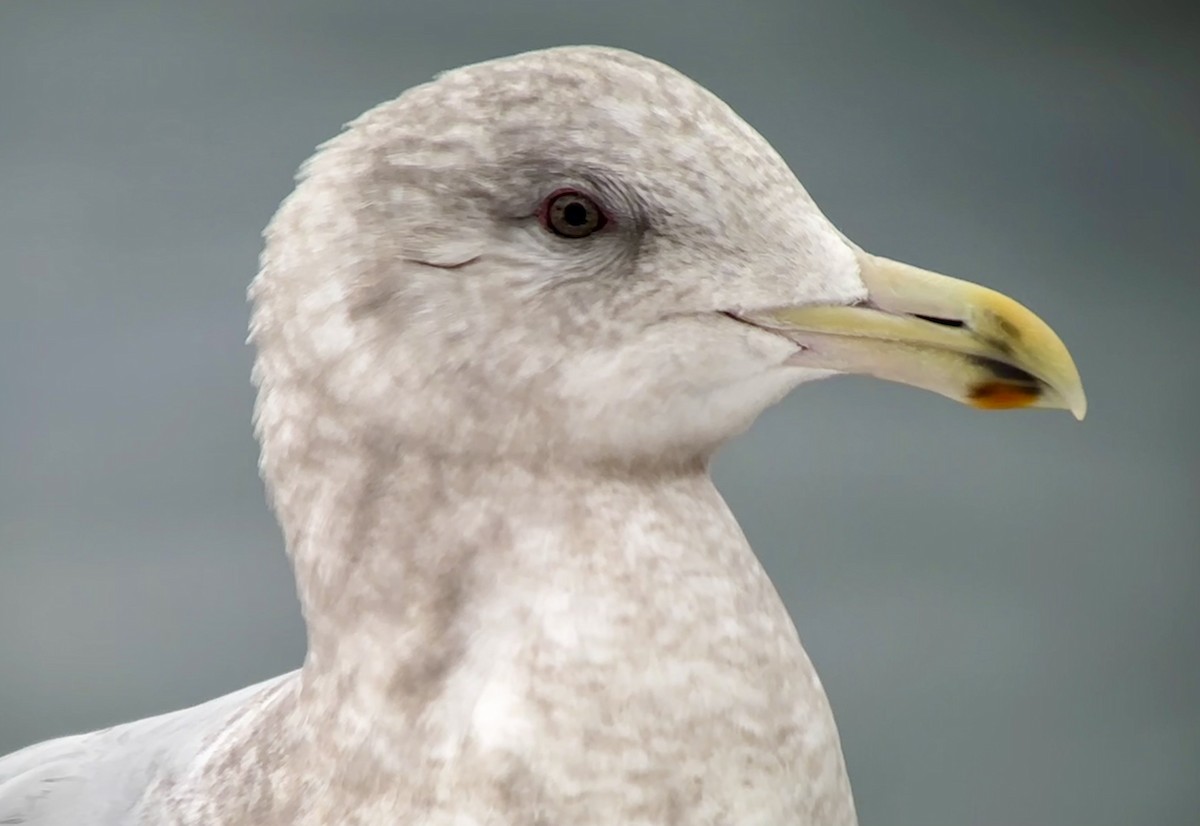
<box><xmin>543</xmin><ymin>191</ymin><xmax>607</xmax><ymax>238</ymax></box>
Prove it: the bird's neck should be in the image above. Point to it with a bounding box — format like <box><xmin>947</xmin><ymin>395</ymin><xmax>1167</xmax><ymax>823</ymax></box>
<box><xmin>249</xmin><ymin>437</ymin><xmax>836</xmax><ymax>815</ymax></box>
<box><xmin>270</xmin><ymin>438</ymin><xmax>756</xmax><ymax>699</ymax></box>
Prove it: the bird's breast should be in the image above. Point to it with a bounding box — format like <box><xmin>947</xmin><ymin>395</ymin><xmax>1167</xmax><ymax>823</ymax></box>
<box><xmin>416</xmin><ymin>489</ymin><xmax>857</xmax><ymax>825</ymax></box>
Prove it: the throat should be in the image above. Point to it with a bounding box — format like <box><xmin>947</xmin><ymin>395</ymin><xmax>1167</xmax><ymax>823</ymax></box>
<box><xmin>272</xmin><ymin>445</ymin><xmax>741</xmax><ymax>688</ymax></box>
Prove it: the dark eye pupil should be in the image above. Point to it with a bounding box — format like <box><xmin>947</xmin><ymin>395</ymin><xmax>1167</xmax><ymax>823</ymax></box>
<box><xmin>543</xmin><ymin>190</ymin><xmax>607</xmax><ymax>238</ymax></box>
<box><xmin>562</xmin><ymin>201</ymin><xmax>589</xmax><ymax>226</ymax></box>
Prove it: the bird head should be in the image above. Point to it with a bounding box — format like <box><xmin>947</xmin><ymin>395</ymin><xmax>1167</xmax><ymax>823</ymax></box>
<box><xmin>250</xmin><ymin>46</ymin><xmax>1085</xmax><ymax>478</ymax></box>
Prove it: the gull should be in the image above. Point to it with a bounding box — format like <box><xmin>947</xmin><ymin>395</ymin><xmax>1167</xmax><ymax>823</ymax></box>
<box><xmin>0</xmin><ymin>46</ymin><xmax>1085</xmax><ymax>826</ymax></box>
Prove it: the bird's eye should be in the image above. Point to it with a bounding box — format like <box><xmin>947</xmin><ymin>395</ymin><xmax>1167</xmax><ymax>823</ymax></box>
<box><xmin>540</xmin><ymin>190</ymin><xmax>608</xmax><ymax>239</ymax></box>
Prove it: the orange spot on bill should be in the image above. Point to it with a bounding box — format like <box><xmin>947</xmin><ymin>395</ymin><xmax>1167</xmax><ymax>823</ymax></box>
<box><xmin>968</xmin><ymin>382</ymin><xmax>1041</xmax><ymax>410</ymax></box>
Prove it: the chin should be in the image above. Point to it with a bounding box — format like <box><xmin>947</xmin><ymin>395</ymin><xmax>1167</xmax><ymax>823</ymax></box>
<box><xmin>564</xmin><ymin>364</ymin><xmax>833</xmax><ymax>467</ymax></box>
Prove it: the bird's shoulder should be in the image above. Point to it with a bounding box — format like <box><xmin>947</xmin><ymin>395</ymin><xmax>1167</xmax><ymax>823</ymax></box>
<box><xmin>0</xmin><ymin>672</ymin><xmax>296</xmax><ymax>825</ymax></box>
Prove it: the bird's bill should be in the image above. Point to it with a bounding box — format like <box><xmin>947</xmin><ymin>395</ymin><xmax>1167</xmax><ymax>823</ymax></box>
<box><xmin>740</xmin><ymin>250</ymin><xmax>1087</xmax><ymax>420</ymax></box>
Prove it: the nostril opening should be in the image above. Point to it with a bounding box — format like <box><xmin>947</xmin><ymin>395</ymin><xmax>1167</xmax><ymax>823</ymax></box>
<box><xmin>913</xmin><ymin>314</ymin><xmax>965</xmax><ymax>329</ymax></box>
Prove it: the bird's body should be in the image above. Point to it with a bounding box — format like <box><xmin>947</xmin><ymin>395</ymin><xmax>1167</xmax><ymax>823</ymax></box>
<box><xmin>0</xmin><ymin>45</ymin><xmax>1083</xmax><ymax>825</ymax></box>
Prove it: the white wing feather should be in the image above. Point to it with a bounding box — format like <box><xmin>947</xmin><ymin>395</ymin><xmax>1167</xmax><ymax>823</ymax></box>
<box><xmin>0</xmin><ymin>673</ymin><xmax>294</xmax><ymax>825</ymax></box>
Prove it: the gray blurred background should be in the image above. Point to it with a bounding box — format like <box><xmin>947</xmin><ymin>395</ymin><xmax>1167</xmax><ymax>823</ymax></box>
<box><xmin>1</xmin><ymin>1</ymin><xmax>1196</xmax><ymax>823</ymax></box>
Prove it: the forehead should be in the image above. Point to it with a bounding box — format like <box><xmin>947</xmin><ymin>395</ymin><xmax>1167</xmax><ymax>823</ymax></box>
<box><xmin>435</xmin><ymin>47</ymin><xmax>736</xmax><ymax>141</ymax></box>
<box><xmin>354</xmin><ymin>47</ymin><xmax>800</xmax><ymax>209</ymax></box>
